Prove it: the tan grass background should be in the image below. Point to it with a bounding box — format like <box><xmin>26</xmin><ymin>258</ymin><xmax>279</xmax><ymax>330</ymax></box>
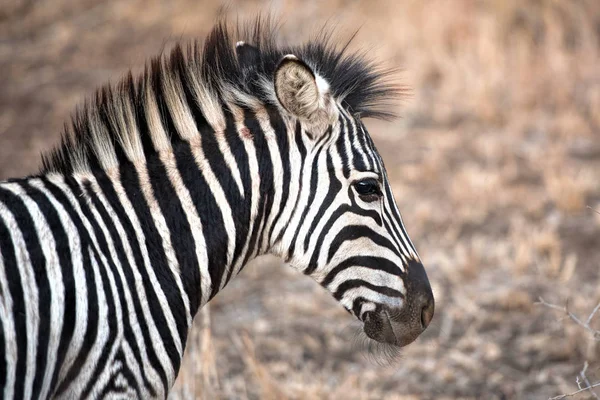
<box><xmin>1</xmin><ymin>0</ymin><xmax>600</xmax><ymax>398</ymax></box>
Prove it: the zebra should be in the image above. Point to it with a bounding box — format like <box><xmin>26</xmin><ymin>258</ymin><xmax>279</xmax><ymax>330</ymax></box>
<box><xmin>0</xmin><ymin>16</ymin><xmax>434</xmax><ymax>399</ymax></box>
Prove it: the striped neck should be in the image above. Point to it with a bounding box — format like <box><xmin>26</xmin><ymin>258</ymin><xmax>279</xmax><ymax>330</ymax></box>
<box><xmin>70</xmin><ymin>103</ymin><xmax>294</xmax><ymax>323</ymax></box>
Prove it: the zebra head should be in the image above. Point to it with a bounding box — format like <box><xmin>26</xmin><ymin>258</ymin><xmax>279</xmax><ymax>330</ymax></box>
<box><xmin>264</xmin><ymin>52</ymin><xmax>435</xmax><ymax>347</ymax></box>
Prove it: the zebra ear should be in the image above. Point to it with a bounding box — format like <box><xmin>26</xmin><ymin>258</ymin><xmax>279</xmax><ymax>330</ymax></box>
<box><xmin>274</xmin><ymin>55</ymin><xmax>322</xmax><ymax>120</ymax></box>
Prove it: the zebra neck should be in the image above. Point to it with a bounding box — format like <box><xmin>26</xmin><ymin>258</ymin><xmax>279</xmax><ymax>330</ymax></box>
<box><xmin>91</xmin><ymin>111</ymin><xmax>294</xmax><ymax>318</ymax></box>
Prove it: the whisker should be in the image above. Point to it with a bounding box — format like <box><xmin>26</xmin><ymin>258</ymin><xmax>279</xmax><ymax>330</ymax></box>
<box><xmin>348</xmin><ymin>325</ymin><xmax>403</xmax><ymax>367</ymax></box>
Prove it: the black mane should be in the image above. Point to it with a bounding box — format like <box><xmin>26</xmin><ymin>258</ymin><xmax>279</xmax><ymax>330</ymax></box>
<box><xmin>202</xmin><ymin>17</ymin><xmax>400</xmax><ymax>118</ymax></box>
<box><xmin>41</xmin><ymin>16</ymin><xmax>400</xmax><ymax>174</ymax></box>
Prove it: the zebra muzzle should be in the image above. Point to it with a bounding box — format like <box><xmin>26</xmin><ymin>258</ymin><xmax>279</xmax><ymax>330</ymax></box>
<box><xmin>363</xmin><ymin>261</ymin><xmax>434</xmax><ymax>347</ymax></box>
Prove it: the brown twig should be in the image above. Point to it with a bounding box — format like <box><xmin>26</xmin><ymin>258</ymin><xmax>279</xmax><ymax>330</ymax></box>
<box><xmin>587</xmin><ymin>206</ymin><xmax>600</xmax><ymax>215</ymax></box>
<box><xmin>539</xmin><ymin>297</ymin><xmax>600</xmax><ymax>399</ymax></box>
<box><xmin>577</xmin><ymin>362</ymin><xmax>600</xmax><ymax>400</ymax></box>
<box><xmin>586</xmin><ymin>302</ymin><xmax>600</xmax><ymax>327</ymax></box>
<box><xmin>537</xmin><ymin>297</ymin><xmax>600</xmax><ymax>340</ymax></box>
<box><xmin>549</xmin><ymin>381</ymin><xmax>600</xmax><ymax>400</ymax></box>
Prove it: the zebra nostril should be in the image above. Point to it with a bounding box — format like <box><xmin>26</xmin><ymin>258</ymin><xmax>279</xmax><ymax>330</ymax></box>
<box><xmin>363</xmin><ymin>311</ymin><xmax>370</xmax><ymax>323</ymax></box>
<box><xmin>420</xmin><ymin>297</ymin><xmax>434</xmax><ymax>330</ymax></box>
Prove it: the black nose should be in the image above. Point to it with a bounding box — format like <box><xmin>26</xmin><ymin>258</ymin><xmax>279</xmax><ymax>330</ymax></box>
<box><xmin>363</xmin><ymin>260</ymin><xmax>434</xmax><ymax>347</ymax></box>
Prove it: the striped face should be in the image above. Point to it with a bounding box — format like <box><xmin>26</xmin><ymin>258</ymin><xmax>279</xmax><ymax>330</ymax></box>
<box><xmin>273</xmin><ymin>55</ymin><xmax>434</xmax><ymax>347</ymax></box>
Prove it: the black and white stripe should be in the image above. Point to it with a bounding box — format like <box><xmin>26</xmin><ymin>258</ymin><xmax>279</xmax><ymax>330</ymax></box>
<box><xmin>0</xmin><ymin>17</ymin><xmax>433</xmax><ymax>399</ymax></box>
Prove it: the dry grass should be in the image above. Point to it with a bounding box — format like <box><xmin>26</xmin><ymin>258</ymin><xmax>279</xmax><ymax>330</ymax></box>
<box><xmin>1</xmin><ymin>0</ymin><xmax>600</xmax><ymax>398</ymax></box>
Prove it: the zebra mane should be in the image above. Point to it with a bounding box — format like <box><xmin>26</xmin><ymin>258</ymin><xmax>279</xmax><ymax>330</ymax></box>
<box><xmin>41</xmin><ymin>16</ymin><xmax>400</xmax><ymax>175</ymax></box>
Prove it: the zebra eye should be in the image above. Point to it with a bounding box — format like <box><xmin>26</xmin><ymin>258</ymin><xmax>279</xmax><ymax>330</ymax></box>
<box><xmin>353</xmin><ymin>178</ymin><xmax>381</xmax><ymax>201</ymax></box>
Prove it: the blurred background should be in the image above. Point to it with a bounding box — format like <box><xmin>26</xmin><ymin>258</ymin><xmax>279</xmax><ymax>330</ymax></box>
<box><xmin>1</xmin><ymin>0</ymin><xmax>600</xmax><ymax>398</ymax></box>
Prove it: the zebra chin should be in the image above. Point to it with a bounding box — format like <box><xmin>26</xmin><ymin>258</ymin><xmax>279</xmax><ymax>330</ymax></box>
<box><xmin>361</xmin><ymin>261</ymin><xmax>434</xmax><ymax>347</ymax></box>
